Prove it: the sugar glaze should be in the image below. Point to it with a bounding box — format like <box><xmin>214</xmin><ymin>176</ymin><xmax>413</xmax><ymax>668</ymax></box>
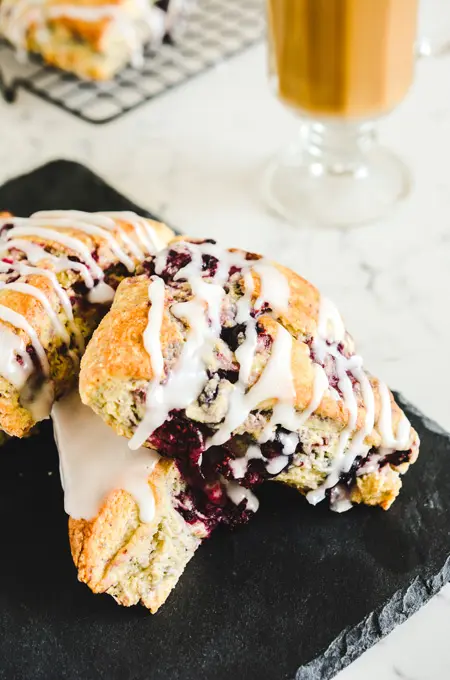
<box><xmin>0</xmin><ymin>210</ymin><xmax>162</xmax><ymax>421</ymax></box>
<box><xmin>0</xmin><ymin>0</ymin><xmax>165</xmax><ymax>68</ymax></box>
<box><xmin>135</xmin><ymin>241</ymin><xmax>412</xmax><ymax>512</ymax></box>
<box><xmin>53</xmin><ymin>390</ymin><xmax>159</xmax><ymax>523</ymax></box>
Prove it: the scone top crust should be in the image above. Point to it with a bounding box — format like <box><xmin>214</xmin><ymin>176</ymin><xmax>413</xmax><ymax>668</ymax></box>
<box><xmin>37</xmin><ymin>0</ymin><xmax>144</xmax><ymax>48</ymax></box>
<box><xmin>80</xmin><ymin>238</ymin><xmax>419</xmax><ymax>512</ymax></box>
<box><xmin>0</xmin><ymin>210</ymin><xmax>173</xmax><ymax>437</ymax></box>
<box><xmin>0</xmin><ymin>0</ymin><xmax>141</xmax><ymax>41</ymax></box>
<box><xmin>0</xmin><ymin>0</ymin><xmax>165</xmax><ymax>80</ymax></box>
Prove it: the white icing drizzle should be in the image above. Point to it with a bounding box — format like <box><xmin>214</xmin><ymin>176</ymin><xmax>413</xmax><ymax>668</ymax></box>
<box><xmin>0</xmin><ymin>304</ymin><xmax>49</xmax><ymax>375</ymax></box>
<box><xmin>0</xmin><ymin>279</ymin><xmax>69</xmax><ymax>343</ymax></box>
<box><xmin>53</xmin><ymin>391</ymin><xmax>160</xmax><ymax>523</ymax></box>
<box><xmin>317</xmin><ymin>297</ymin><xmax>346</xmax><ymax>347</ymax></box>
<box><xmin>266</xmin><ymin>454</ymin><xmax>290</xmax><ymax>475</ymax></box>
<box><xmin>259</xmin><ymin>362</ymin><xmax>329</xmax><ymax>443</ymax></box>
<box><xmin>5</xmin><ymin>224</ymin><xmax>104</xmax><ymax>280</ymax></box>
<box><xmin>25</xmin><ymin>380</ymin><xmax>55</xmax><ymax>423</ymax></box>
<box><xmin>102</xmin><ymin>212</ymin><xmax>165</xmax><ymax>254</ymax></box>
<box><xmin>0</xmin><ymin>208</ymin><xmax>163</xmax><ymax>327</ymax></box>
<box><xmin>134</xmin><ymin>243</ymin><xmax>412</xmax><ymax>514</ymax></box>
<box><xmin>0</xmin><ymin>210</ymin><xmax>162</xmax><ymax>282</ymax></box>
<box><xmin>279</xmin><ymin>431</ymin><xmax>299</xmax><ymax>455</ymax></box>
<box><xmin>0</xmin><ymin>0</ymin><xmax>165</xmax><ymax>68</ymax></box>
<box><xmin>378</xmin><ymin>381</ymin><xmax>411</xmax><ymax>448</ymax></box>
<box><xmin>0</xmin><ymin>325</ymin><xmax>33</xmax><ymax>389</ymax></box>
<box><xmin>223</xmin><ymin>479</ymin><xmax>259</xmax><ymax>514</ymax></box>
<box><xmin>30</xmin><ymin>215</ymin><xmax>136</xmax><ymax>272</ymax></box>
<box><xmin>0</xmin><ymin>210</ymin><xmax>165</xmax><ymax>421</ymax></box>
<box><xmin>34</xmin><ymin>210</ymin><xmax>117</xmax><ymax>230</ymax></box>
<box><xmin>306</xmin><ymin>297</ymin><xmax>411</xmax><ymax>509</ymax></box>
<box><xmin>253</xmin><ymin>261</ymin><xmax>290</xmax><ymax>312</ymax></box>
<box><xmin>130</xmin><ymin>243</ymin><xmax>294</xmax><ymax>451</ymax></box>
<box><xmin>235</xmin><ymin>271</ymin><xmax>257</xmax><ymax>385</ymax></box>
<box><xmin>0</xmin><ymin>260</ymin><xmax>84</xmax><ymax>351</ymax></box>
<box><xmin>2</xmin><ymin>237</ymin><xmax>95</xmax><ymax>288</ymax></box>
<box><xmin>144</xmin><ymin>277</ymin><xmax>166</xmax><ymax>380</ymax></box>
<box><xmin>356</xmin><ymin>452</ymin><xmax>384</xmax><ymax>476</ymax></box>
<box><xmin>229</xmin><ymin>445</ymin><xmax>264</xmax><ymax>479</ymax></box>
<box><xmin>209</xmin><ymin>324</ymin><xmax>295</xmax><ymax>449</ymax></box>
<box><xmin>329</xmin><ymin>486</ymin><xmax>353</xmax><ymax>514</ymax></box>
<box><xmin>130</xmin><ymin>242</ymin><xmax>302</xmax><ymax>511</ymax></box>
<box><xmin>87</xmin><ymin>282</ymin><xmax>116</xmax><ymax>305</ymax></box>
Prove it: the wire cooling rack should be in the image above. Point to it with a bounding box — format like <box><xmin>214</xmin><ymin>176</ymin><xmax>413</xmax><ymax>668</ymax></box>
<box><xmin>0</xmin><ymin>0</ymin><xmax>264</xmax><ymax>124</ymax></box>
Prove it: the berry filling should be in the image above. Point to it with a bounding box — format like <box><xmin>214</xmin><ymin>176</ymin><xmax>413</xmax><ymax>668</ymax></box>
<box><xmin>158</xmin><ymin>249</ymin><xmax>193</xmax><ymax>283</ymax></box>
<box><xmin>147</xmin><ymin>404</ymin><xmax>302</xmax><ymax>528</ymax></box>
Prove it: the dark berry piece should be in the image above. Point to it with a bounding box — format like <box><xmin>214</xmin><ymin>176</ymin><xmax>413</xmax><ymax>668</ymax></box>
<box><xmin>201</xmin><ymin>253</ymin><xmax>218</xmax><ymax>278</ymax></box>
<box><xmin>220</xmin><ymin>323</ymin><xmax>246</xmax><ymax>352</ymax></box>
<box><xmin>160</xmin><ymin>249</ymin><xmax>192</xmax><ymax>282</ymax></box>
<box><xmin>216</xmin><ymin>368</ymin><xmax>239</xmax><ymax>384</ymax></box>
<box><xmin>383</xmin><ymin>450</ymin><xmax>411</xmax><ymax>467</ymax></box>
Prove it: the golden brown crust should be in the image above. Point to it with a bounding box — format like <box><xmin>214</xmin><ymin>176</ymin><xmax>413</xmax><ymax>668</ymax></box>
<box><xmin>350</xmin><ymin>465</ymin><xmax>403</xmax><ymax>510</ymax></box>
<box><xmin>69</xmin><ymin>459</ymin><xmax>205</xmax><ymax>612</ymax></box>
<box><xmin>0</xmin><ymin>212</ymin><xmax>173</xmax><ymax>437</ymax></box>
<box><xmin>0</xmin><ymin>0</ymin><xmax>163</xmax><ymax>80</ymax></box>
<box><xmin>80</xmin><ymin>244</ymin><xmax>416</xmax><ymax>455</ymax></box>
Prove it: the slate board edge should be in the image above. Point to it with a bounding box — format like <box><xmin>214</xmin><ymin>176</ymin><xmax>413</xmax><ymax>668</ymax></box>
<box><xmin>296</xmin><ymin>555</ymin><xmax>450</xmax><ymax>680</ymax></box>
<box><xmin>298</xmin><ymin>393</ymin><xmax>450</xmax><ymax>680</ymax></box>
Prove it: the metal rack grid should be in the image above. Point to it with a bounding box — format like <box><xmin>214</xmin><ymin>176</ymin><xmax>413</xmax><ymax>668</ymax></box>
<box><xmin>0</xmin><ymin>0</ymin><xmax>264</xmax><ymax>125</ymax></box>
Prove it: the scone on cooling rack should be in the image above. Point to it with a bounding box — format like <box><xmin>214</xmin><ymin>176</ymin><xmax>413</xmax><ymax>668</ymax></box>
<box><xmin>0</xmin><ymin>0</ymin><xmax>186</xmax><ymax>80</ymax></box>
<box><xmin>79</xmin><ymin>237</ymin><xmax>420</xmax><ymax>519</ymax></box>
<box><xmin>0</xmin><ymin>210</ymin><xmax>173</xmax><ymax>438</ymax></box>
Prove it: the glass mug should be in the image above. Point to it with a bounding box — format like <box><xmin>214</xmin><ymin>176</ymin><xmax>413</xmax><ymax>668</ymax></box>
<box><xmin>417</xmin><ymin>0</ymin><xmax>450</xmax><ymax>57</ymax></box>
<box><xmin>264</xmin><ymin>0</ymin><xmax>419</xmax><ymax>227</ymax></box>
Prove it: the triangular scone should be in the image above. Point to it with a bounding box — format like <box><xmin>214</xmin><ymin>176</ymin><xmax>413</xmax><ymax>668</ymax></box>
<box><xmin>80</xmin><ymin>238</ymin><xmax>419</xmax><ymax>518</ymax></box>
<box><xmin>0</xmin><ymin>0</ymin><xmax>184</xmax><ymax>81</ymax></box>
<box><xmin>69</xmin><ymin>458</ymin><xmax>209</xmax><ymax>613</ymax></box>
<box><xmin>0</xmin><ymin>211</ymin><xmax>173</xmax><ymax>437</ymax></box>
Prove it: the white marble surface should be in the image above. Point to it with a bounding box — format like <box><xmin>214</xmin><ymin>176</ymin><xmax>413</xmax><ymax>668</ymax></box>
<box><xmin>1</xmin><ymin>41</ymin><xmax>450</xmax><ymax>680</ymax></box>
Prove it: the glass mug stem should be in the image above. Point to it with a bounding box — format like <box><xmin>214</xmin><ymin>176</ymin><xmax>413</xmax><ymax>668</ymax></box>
<box><xmin>263</xmin><ymin>117</ymin><xmax>411</xmax><ymax>228</ymax></box>
<box><xmin>299</xmin><ymin>120</ymin><xmax>377</xmax><ymax>178</ymax></box>
<box><xmin>264</xmin><ymin>0</ymin><xmax>418</xmax><ymax>228</ymax></box>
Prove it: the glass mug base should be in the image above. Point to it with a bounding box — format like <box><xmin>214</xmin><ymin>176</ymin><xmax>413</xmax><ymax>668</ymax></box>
<box><xmin>262</xmin><ymin>121</ymin><xmax>411</xmax><ymax>228</ymax></box>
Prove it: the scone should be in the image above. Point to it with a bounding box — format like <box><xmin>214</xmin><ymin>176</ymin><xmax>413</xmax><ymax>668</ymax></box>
<box><xmin>0</xmin><ymin>209</ymin><xmax>173</xmax><ymax>437</ymax></box>
<box><xmin>79</xmin><ymin>238</ymin><xmax>419</xmax><ymax>518</ymax></box>
<box><xmin>53</xmin><ymin>388</ymin><xmax>209</xmax><ymax>612</ymax></box>
<box><xmin>0</xmin><ymin>0</ymin><xmax>185</xmax><ymax>81</ymax></box>
<box><xmin>69</xmin><ymin>457</ymin><xmax>208</xmax><ymax>613</ymax></box>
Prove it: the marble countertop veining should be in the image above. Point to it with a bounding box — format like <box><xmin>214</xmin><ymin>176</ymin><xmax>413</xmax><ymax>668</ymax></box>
<box><xmin>1</xmin><ymin>42</ymin><xmax>450</xmax><ymax>680</ymax></box>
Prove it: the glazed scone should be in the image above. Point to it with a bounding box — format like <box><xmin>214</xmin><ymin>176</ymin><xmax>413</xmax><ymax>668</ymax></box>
<box><xmin>0</xmin><ymin>210</ymin><xmax>173</xmax><ymax>437</ymax></box>
<box><xmin>0</xmin><ymin>0</ymin><xmax>187</xmax><ymax>81</ymax></box>
<box><xmin>54</xmin><ymin>388</ymin><xmax>211</xmax><ymax>612</ymax></box>
<box><xmin>80</xmin><ymin>238</ymin><xmax>419</xmax><ymax>518</ymax></box>
<box><xmin>69</xmin><ymin>458</ymin><xmax>208</xmax><ymax>612</ymax></box>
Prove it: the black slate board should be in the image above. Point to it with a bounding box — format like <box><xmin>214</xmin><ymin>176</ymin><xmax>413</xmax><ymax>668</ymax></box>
<box><xmin>0</xmin><ymin>160</ymin><xmax>449</xmax><ymax>680</ymax></box>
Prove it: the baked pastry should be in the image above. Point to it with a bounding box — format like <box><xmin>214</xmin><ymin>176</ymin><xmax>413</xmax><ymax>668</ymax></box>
<box><xmin>53</xmin><ymin>387</ymin><xmax>208</xmax><ymax>612</ymax></box>
<box><xmin>0</xmin><ymin>0</ymin><xmax>188</xmax><ymax>80</ymax></box>
<box><xmin>80</xmin><ymin>238</ymin><xmax>419</xmax><ymax>518</ymax></box>
<box><xmin>0</xmin><ymin>209</ymin><xmax>173</xmax><ymax>437</ymax></box>
<box><xmin>69</xmin><ymin>458</ymin><xmax>207</xmax><ymax>612</ymax></box>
